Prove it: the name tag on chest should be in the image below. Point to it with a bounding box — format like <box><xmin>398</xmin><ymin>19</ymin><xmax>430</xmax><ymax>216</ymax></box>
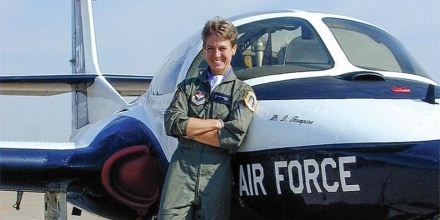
<box><xmin>211</xmin><ymin>92</ymin><xmax>232</xmax><ymax>106</ymax></box>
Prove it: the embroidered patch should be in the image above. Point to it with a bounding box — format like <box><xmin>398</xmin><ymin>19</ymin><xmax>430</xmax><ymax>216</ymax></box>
<box><xmin>244</xmin><ymin>90</ymin><xmax>257</xmax><ymax>112</ymax></box>
<box><xmin>192</xmin><ymin>91</ymin><xmax>206</xmax><ymax>105</ymax></box>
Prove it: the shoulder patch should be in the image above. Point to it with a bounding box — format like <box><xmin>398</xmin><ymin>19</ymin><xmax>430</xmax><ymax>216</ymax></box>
<box><xmin>192</xmin><ymin>90</ymin><xmax>206</xmax><ymax>105</ymax></box>
<box><xmin>243</xmin><ymin>90</ymin><xmax>257</xmax><ymax>112</ymax></box>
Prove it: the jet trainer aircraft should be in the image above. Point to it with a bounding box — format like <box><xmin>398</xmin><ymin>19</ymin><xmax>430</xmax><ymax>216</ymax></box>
<box><xmin>1</xmin><ymin>0</ymin><xmax>439</xmax><ymax>219</ymax></box>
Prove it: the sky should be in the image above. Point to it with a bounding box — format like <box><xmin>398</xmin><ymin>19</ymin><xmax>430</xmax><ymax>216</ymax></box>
<box><xmin>0</xmin><ymin>0</ymin><xmax>439</xmax><ymax>141</ymax></box>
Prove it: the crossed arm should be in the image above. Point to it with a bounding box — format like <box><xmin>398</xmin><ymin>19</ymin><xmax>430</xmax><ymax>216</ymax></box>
<box><xmin>184</xmin><ymin>117</ymin><xmax>223</xmax><ymax>147</ymax></box>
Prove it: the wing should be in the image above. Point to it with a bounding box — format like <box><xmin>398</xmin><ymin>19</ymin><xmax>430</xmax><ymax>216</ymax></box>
<box><xmin>0</xmin><ymin>74</ymin><xmax>152</xmax><ymax>96</ymax></box>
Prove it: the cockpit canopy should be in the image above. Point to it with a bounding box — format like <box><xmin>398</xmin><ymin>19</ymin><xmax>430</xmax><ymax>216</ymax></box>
<box><xmin>189</xmin><ymin>17</ymin><xmax>334</xmax><ymax>81</ymax></box>
<box><xmin>151</xmin><ymin>12</ymin><xmax>427</xmax><ymax>95</ymax></box>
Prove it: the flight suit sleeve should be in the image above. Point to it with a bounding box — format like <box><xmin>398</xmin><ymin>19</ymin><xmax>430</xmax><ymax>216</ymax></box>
<box><xmin>218</xmin><ymin>85</ymin><xmax>256</xmax><ymax>150</ymax></box>
<box><xmin>164</xmin><ymin>84</ymin><xmax>190</xmax><ymax>138</ymax></box>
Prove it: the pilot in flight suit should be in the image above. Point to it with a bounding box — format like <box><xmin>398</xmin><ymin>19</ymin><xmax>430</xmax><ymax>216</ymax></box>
<box><xmin>159</xmin><ymin>67</ymin><xmax>256</xmax><ymax>219</ymax></box>
<box><xmin>158</xmin><ymin>17</ymin><xmax>256</xmax><ymax>220</ymax></box>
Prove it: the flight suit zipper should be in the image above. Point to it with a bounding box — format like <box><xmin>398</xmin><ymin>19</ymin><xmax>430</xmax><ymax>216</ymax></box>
<box><xmin>193</xmin><ymin>142</ymin><xmax>204</xmax><ymax>211</ymax></box>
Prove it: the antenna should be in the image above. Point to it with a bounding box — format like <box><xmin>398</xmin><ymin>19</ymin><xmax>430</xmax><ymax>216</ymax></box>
<box><xmin>423</xmin><ymin>84</ymin><xmax>438</xmax><ymax>104</ymax></box>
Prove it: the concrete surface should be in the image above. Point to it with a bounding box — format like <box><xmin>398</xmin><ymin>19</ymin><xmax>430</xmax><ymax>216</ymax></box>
<box><xmin>0</xmin><ymin>191</ymin><xmax>107</xmax><ymax>220</ymax></box>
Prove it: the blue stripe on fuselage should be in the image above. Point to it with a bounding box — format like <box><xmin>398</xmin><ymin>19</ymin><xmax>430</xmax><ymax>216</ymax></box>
<box><xmin>233</xmin><ymin>140</ymin><xmax>440</xmax><ymax>219</ymax></box>
<box><xmin>253</xmin><ymin>76</ymin><xmax>440</xmax><ymax>100</ymax></box>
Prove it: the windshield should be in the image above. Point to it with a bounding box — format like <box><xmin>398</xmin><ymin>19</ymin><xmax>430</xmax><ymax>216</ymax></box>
<box><xmin>323</xmin><ymin>17</ymin><xmax>427</xmax><ymax>77</ymax></box>
<box><xmin>188</xmin><ymin>17</ymin><xmax>334</xmax><ymax>80</ymax></box>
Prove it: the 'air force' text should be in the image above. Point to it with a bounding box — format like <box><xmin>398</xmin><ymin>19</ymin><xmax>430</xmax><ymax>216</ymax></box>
<box><xmin>238</xmin><ymin>156</ymin><xmax>360</xmax><ymax>196</ymax></box>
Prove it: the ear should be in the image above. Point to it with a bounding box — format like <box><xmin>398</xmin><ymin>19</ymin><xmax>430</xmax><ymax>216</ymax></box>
<box><xmin>232</xmin><ymin>44</ymin><xmax>237</xmax><ymax>55</ymax></box>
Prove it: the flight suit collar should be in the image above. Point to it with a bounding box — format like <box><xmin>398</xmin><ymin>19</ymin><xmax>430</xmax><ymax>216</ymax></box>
<box><xmin>199</xmin><ymin>68</ymin><xmax>237</xmax><ymax>84</ymax></box>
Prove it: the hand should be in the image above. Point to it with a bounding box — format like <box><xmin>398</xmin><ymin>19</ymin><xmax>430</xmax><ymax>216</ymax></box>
<box><xmin>217</xmin><ymin>119</ymin><xmax>224</xmax><ymax>129</ymax></box>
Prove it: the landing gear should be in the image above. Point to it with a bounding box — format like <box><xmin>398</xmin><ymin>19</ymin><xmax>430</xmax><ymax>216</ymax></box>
<box><xmin>44</xmin><ymin>192</ymin><xmax>67</xmax><ymax>220</ymax></box>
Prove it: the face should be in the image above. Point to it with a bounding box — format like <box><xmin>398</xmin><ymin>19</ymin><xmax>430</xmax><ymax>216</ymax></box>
<box><xmin>203</xmin><ymin>34</ymin><xmax>237</xmax><ymax>75</ymax></box>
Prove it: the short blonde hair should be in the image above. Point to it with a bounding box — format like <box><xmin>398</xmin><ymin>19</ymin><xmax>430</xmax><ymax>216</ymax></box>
<box><xmin>202</xmin><ymin>17</ymin><xmax>237</xmax><ymax>48</ymax></box>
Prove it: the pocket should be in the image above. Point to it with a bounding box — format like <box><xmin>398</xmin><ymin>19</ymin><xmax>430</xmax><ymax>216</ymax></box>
<box><xmin>158</xmin><ymin>208</ymin><xmax>181</xmax><ymax>219</ymax></box>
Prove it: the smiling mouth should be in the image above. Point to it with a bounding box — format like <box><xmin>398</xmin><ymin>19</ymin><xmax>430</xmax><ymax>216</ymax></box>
<box><xmin>212</xmin><ymin>59</ymin><xmax>224</xmax><ymax>64</ymax></box>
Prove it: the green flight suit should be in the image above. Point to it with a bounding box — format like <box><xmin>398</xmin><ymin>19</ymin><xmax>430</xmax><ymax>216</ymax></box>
<box><xmin>158</xmin><ymin>69</ymin><xmax>256</xmax><ymax>220</ymax></box>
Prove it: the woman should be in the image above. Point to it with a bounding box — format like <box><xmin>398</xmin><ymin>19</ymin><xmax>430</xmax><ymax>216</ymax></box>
<box><xmin>159</xmin><ymin>17</ymin><xmax>257</xmax><ymax>220</ymax></box>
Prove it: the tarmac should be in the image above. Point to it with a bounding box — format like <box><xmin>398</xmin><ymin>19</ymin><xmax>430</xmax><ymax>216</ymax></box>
<box><xmin>0</xmin><ymin>191</ymin><xmax>106</xmax><ymax>220</ymax></box>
